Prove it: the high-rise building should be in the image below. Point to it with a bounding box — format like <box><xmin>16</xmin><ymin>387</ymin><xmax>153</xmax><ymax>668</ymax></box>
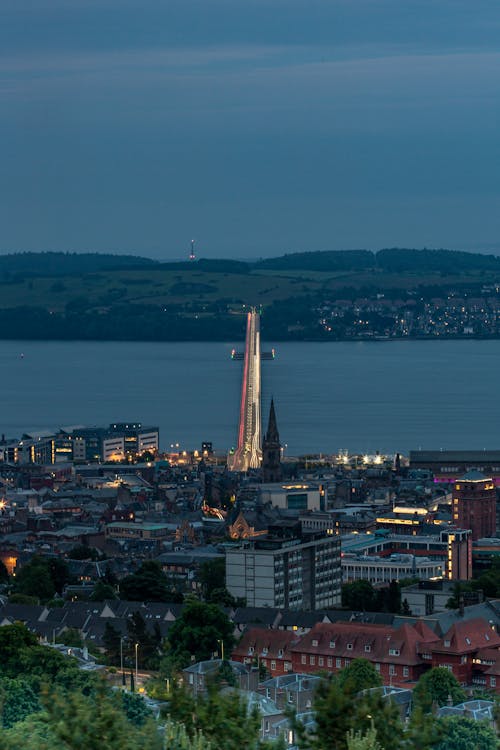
<box><xmin>261</xmin><ymin>399</ymin><xmax>282</xmax><ymax>483</ymax></box>
<box><xmin>226</xmin><ymin>521</ymin><xmax>341</xmax><ymax>610</ymax></box>
<box><xmin>452</xmin><ymin>471</ymin><xmax>497</xmax><ymax>541</ymax></box>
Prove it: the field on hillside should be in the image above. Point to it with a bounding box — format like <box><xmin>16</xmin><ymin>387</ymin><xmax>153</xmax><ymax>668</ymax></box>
<box><xmin>0</xmin><ymin>266</ymin><xmax>489</xmax><ymax>312</ymax></box>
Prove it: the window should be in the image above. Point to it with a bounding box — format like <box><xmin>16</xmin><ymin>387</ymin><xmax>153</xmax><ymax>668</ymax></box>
<box><xmin>262</xmin><ymin>659</ymin><xmax>267</xmax><ymax>667</ymax></box>
<box><xmin>364</xmin><ymin>645</ymin><xmax>371</xmax><ymax>653</ymax></box>
<box><xmin>444</xmin><ymin>640</ymin><xmax>450</xmax><ymax>648</ymax></box>
<box><xmin>389</xmin><ymin>665</ymin><xmax>396</xmax><ymax>676</ymax></box>
<box><xmin>318</xmin><ymin>657</ymin><xmax>324</xmax><ymax>667</ymax></box>
<box><xmin>403</xmin><ymin>667</ymin><xmax>409</xmax><ymax>677</ymax></box>
<box><xmin>262</xmin><ymin>647</ymin><xmax>268</xmax><ymax>655</ymax></box>
<box><xmin>271</xmin><ymin>661</ymin><xmax>276</xmax><ymax>670</ymax></box>
<box><xmin>248</xmin><ymin>647</ymin><xmax>254</xmax><ymax>655</ymax></box>
<box><xmin>336</xmin><ymin>658</ymin><xmax>341</xmax><ymax>668</ymax></box>
<box><xmin>347</xmin><ymin>643</ymin><xmax>353</xmax><ymax>650</ymax></box>
<box><xmin>329</xmin><ymin>641</ymin><xmax>336</xmax><ymax>649</ymax></box>
<box><xmin>465</xmin><ymin>637</ymin><xmax>471</xmax><ymax>646</ymax></box>
<box><xmin>278</xmin><ymin>649</ymin><xmax>284</xmax><ymax>658</ymax></box>
<box><xmin>284</xmin><ymin>662</ymin><xmax>292</xmax><ymax>672</ymax></box>
<box><xmin>266</xmin><ymin>688</ymin><xmax>271</xmax><ymax>698</ymax></box>
<box><xmin>301</xmin><ymin>655</ymin><xmax>307</xmax><ymax>665</ymax></box>
<box><xmin>327</xmin><ymin>657</ymin><xmax>332</xmax><ymax>667</ymax></box>
<box><xmin>491</xmin><ymin>677</ymin><xmax>496</xmax><ymax>688</ymax></box>
<box><xmin>388</xmin><ymin>648</ymin><xmax>400</xmax><ymax>656</ymax></box>
<box><xmin>375</xmin><ymin>663</ymin><xmax>381</xmax><ymax>672</ymax></box>
<box><xmin>310</xmin><ymin>656</ymin><xmax>316</xmax><ymax>666</ymax></box>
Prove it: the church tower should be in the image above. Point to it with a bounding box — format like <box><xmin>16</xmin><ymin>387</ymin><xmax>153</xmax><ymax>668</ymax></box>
<box><xmin>262</xmin><ymin>399</ymin><xmax>282</xmax><ymax>483</ymax></box>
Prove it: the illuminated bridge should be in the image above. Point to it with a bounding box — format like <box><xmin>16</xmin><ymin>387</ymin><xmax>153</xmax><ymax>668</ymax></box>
<box><xmin>228</xmin><ymin>308</ymin><xmax>270</xmax><ymax>472</ymax></box>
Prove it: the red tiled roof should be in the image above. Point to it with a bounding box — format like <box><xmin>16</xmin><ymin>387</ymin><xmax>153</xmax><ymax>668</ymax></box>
<box><xmin>232</xmin><ymin>627</ymin><xmax>297</xmax><ymax>660</ymax></box>
<box><xmin>434</xmin><ymin>618</ymin><xmax>500</xmax><ymax>654</ymax></box>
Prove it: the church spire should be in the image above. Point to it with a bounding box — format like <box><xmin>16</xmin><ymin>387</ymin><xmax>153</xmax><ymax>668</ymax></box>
<box><xmin>265</xmin><ymin>398</ymin><xmax>280</xmax><ymax>443</ymax></box>
<box><xmin>262</xmin><ymin>398</ymin><xmax>282</xmax><ymax>483</ymax></box>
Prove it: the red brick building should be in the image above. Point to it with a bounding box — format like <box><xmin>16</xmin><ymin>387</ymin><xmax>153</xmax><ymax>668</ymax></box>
<box><xmin>453</xmin><ymin>472</ymin><xmax>497</xmax><ymax>541</ymax></box>
<box><xmin>232</xmin><ymin>628</ymin><xmax>297</xmax><ymax>677</ymax></box>
<box><xmin>431</xmin><ymin>618</ymin><xmax>500</xmax><ymax>685</ymax></box>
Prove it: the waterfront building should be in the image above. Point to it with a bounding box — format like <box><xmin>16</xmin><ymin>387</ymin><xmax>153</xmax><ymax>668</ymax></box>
<box><xmin>453</xmin><ymin>471</ymin><xmax>497</xmax><ymax>540</ymax></box>
<box><xmin>226</xmin><ymin>521</ymin><xmax>341</xmax><ymax>610</ymax></box>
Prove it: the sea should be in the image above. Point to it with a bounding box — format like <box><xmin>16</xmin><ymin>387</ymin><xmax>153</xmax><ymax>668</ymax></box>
<box><xmin>1</xmin><ymin>339</ymin><xmax>499</xmax><ymax>457</ymax></box>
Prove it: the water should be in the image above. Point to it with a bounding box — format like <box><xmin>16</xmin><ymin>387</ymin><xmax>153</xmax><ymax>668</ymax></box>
<box><xmin>0</xmin><ymin>339</ymin><xmax>499</xmax><ymax>456</ymax></box>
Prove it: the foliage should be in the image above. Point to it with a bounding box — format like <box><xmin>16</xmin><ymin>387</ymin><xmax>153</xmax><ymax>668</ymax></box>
<box><xmin>90</xmin><ymin>581</ymin><xmax>117</xmax><ymax>601</ymax></box>
<box><xmin>68</xmin><ymin>545</ymin><xmax>102</xmax><ymax>561</ymax></box>
<box><xmin>120</xmin><ymin>691</ymin><xmax>152</xmax><ymax>726</ymax></box>
<box><xmin>168</xmin><ymin>684</ymin><xmax>262</xmax><ymax>750</ymax></box>
<box><xmin>7</xmin><ymin>594</ymin><xmax>39</xmax><ymax>606</ymax></box>
<box><xmin>433</xmin><ymin>716</ymin><xmax>497</xmax><ymax>750</ymax></box>
<box><xmin>102</xmin><ymin>622</ymin><xmax>122</xmax><ymax>667</ymax></box>
<box><xmin>126</xmin><ymin>611</ymin><xmax>162</xmax><ymax>670</ymax></box>
<box><xmin>337</xmin><ymin>659</ymin><xmax>382</xmax><ymax>695</ymax></box>
<box><xmin>341</xmin><ymin>580</ymin><xmax>402</xmax><ymax>613</ymax></box>
<box><xmin>119</xmin><ymin>560</ymin><xmax>181</xmax><ymax>602</ymax></box>
<box><xmin>58</xmin><ymin>629</ymin><xmax>83</xmax><ymax>648</ymax></box>
<box><xmin>346</xmin><ymin>724</ymin><xmax>382</xmax><ymax>750</ymax></box>
<box><xmin>413</xmin><ymin>668</ymin><xmax>466</xmax><ymax>713</ymax></box>
<box><xmin>163</xmin><ymin>718</ymin><xmax>211</xmax><ymax>750</ymax></box>
<box><xmin>0</xmin><ymin>677</ymin><xmax>40</xmax><ymax>728</ymax></box>
<box><xmin>167</xmin><ymin>600</ymin><xmax>235</xmax><ymax>664</ymax></box>
<box><xmin>14</xmin><ymin>556</ymin><xmax>71</xmax><ymax>602</ymax></box>
<box><xmin>0</xmin><ymin>561</ymin><xmax>9</xmax><ymax>584</ymax></box>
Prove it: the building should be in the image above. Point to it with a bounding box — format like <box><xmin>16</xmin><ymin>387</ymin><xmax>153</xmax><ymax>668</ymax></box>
<box><xmin>72</xmin><ymin>428</ymin><xmax>125</xmax><ymax>462</ymax></box>
<box><xmin>409</xmin><ymin>450</ymin><xmax>500</xmax><ymax>484</ymax></box>
<box><xmin>341</xmin><ymin>553</ymin><xmax>444</xmax><ymax>584</ymax></box>
<box><xmin>105</xmin><ymin>521</ymin><xmax>170</xmax><ymax>541</ymax></box>
<box><xmin>452</xmin><ymin>471</ymin><xmax>497</xmax><ymax>541</ymax></box>
<box><xmin>108</xmin><ymin>423</ymin><xmax>159</xmax><ymax>456</ymax></box>
<box><xmin>261</xmin><ymin>399</ymin><xmax>282</xmax><ymax>483</ymax></box>
<box><xmin>226</xmin><ymin>521</ymin><xmax>341</xmax><ymax>610</ymax></box>
<box><xmin>259</xmin><ymin>483</ymin><xmax>324</xmax><ymax>512</ymax></box>
<box><xmin>401</xmin><ymin>579</ymin><xmax>483</xmax><ymax>617</ymax></box>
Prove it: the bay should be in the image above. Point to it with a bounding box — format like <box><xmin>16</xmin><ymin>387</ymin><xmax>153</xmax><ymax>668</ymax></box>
<box><xmin>0</xmin><ymin>339</ymin><xmax>499</xmax><ymax>456</ymax></box>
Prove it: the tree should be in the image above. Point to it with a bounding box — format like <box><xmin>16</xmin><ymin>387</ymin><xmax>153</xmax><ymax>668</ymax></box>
<box><xmin>347</xmin><ymin>724</ymin><xmax>382</xmax><ymax>750</ymax></box>
<box><xmin>434</xmin><ymin>716</ymin><xmax>497</xmax><ymax>750</ymax></box>
<box><xmin>90</xmin><ymin>581</ymin><xmax>117</xmax><ymax>601</ymax></box>
<box><xmin>337</xmin><ymin>659</ymin><xmax>382</xmax><ymax>695</ymax></box>
<box><xmin>102</xmin><ymin>622</ymin><xmax>122</xmax><ymax>666</ymax></box>
<box><xmin>0</xmin><ymin>678</ymin><xmax>40</xmax><ymax>729</ymax></box>
<box><xmin>167</xmin><ymin>600</ymin><xmax>235</xmax><ymax>664</ymax></box>
<box><xmin>0</xmin><ymin>624</ymin><xmax>38</xmax><ymax>676</ymax></box>
<box><xmin>58</xmin><ymin>628</ymin><xmax>83</xmax><ymax>648</ymax></box>
<box><xmin>119</xmin><ymin>560</ymin><xmax>179</xmax><ymax>602</ymax></box>
<box><xmin>341</xmin><ymin>581</ymin><xmax>376</xmax><ymax>611</ymax></box>
<box><xmin>14</xmin><ymin>558</ymin><xmax>55</xmax><ymax>601</ymax></box>
<box><xmin>0</xmin><ymin>560</ymin><xmax>9</xmax><ymax>584</ymax></box>
<box><xmin>413</xmin><ymin>668</ymin><xmax>466</xmax><ymax>713</ymax></box>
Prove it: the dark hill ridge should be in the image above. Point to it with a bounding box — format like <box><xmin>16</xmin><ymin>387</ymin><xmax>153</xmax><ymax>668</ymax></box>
<box><xmin>0</xmin><ymin>248</ymin><xmax>499</xmax><ymax>277</ymax></box>
<box><xmin>0</xmin><ymin>251</ymin><xmax>157</xmax><ymax>278</ymax></box>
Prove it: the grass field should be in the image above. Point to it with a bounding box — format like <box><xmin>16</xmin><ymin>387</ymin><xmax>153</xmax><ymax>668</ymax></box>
<box><xmin>0</xmin><ymin>266</ymin><xmax>489</xmax><ymax>313</ymax></box>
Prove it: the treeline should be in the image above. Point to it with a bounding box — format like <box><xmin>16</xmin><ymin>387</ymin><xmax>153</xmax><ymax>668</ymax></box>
<box><xmin>0</xmin><ymin>252</ymin><xmax>157</xmax><ymax>279</ymax></box>
<box><xmin>0</xmin><ymin>247</ymin><xmax>499</xmax><ymax>280</ymax></box>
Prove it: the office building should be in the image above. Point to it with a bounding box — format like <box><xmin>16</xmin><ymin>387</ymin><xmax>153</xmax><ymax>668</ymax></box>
<box><xmin>453</xmin><ymin>472</ymin><xmax>497</xmax><ymax>541</ymax></box>
<box><xmin>226</xmin><ymin>521</ymin><xmax>341</xmax><ymax>610</ymax></box>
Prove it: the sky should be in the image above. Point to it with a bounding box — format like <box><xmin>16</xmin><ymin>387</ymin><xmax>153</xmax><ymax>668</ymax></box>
<box><xmin>1</xmin><ymin>0</ymin><xmax>500</xmax><ymax>260</ymax></box>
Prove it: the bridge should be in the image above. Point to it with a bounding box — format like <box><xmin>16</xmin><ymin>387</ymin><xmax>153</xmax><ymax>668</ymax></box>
<box><xmin>228</xmin><ymin>308</ymin><xmax>264</xmax><ymax>472</ymax></box>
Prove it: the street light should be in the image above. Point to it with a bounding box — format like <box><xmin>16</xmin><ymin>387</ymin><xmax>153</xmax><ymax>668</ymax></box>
<box><xmin>120</xmin><ymin>637</ymin><xmax>125</xmax><ymax>687</ymax></box>
<box><xmin>217</xmin><ymin>639</ymin><xmax>225</xmax><ymax>661</ymax></box>
<box><xmin>135</xmin><ymin>642</ymin><xmax>139</xmax><ymax>687</ymax></box>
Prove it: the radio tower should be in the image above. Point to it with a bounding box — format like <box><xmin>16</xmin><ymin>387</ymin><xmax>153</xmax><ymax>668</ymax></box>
<box><xmin>189</xmin><ymin>239</ymin><xmax>196</xmax><ymax>261</ymax></box>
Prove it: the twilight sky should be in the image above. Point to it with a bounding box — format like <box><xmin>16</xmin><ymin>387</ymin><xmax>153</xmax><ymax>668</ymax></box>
<box><xmin>1</xmin><ymin>0</ymin><xmax>500</xmax><ymax>260</ymax></box>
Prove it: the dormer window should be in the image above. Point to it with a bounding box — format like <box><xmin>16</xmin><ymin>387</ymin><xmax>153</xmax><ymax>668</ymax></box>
<box><xmin>465</xmin><ymin>637</ymin><xmax>471</xmax><ymax>645</ymax></box>
<box><xmin>312</xmin><ymin>639</ymin><xmax>318</xmax><ymax>647</ymax></box>
<box><xmin>444</xmin><ymin>640</ymin><xmax>450</xmax><ymax>647</ymax></box>
<box><xmin>388</xmin><ymin>648</ymin><xmax>400</xmax><ymax>656</ymax></box>
<box><xmin>364</xmin><ymin>645</ymin><xmax>371</xmax><ymax>653</ymax></box>
<box><xmin>278</xmin><ymin>649</ymin><xmax>284</xmax><ymax>658</ymax></box>
<box><xmin>347</xmin><ymin>643</ymin><xmax>353</xmax><ymax>650</ymax></box>
<box><xmin>262</xmin><ymin>647</ymin><xmax>268</xmax><ymax>655</ymax></box>
<box><xmin>329</xmin><ymin>641</ymin><xmax>336</xmax><ymax>649</ymax></box>
<box><xmin>248</xmin><ymin>646</ymin><xmax>254</xmax><ymax>655</ymax></box>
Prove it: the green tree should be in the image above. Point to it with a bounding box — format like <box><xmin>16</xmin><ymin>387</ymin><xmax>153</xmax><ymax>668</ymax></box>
<box><xmin>346</xmin><ymin>724</ymin><xmax>382</xmax><ymax>750</ymax></box>
<box><xmin>337</xmin><ymin>659</ymin><xmax>382</xmax><ymax>695</ymax></box>
<box><xmin>413</xmin><ymin>668</ymin><xmax>466</xmax><ymax>713</ymax></box>
<box><xmin>58</xmin><ymin>629</ymin><xmax>83</xmax><ymax>648</ymax></box>
<box><xmin>0</xmin><ymin>624</ymin><xmax>38</xmax><ymax>676</ymax></box>
<box><xmin>119</xmin><ymin>560</ymin><xmax>178</xmax><ymax>602</ymax></box>
<box><xmin>0</xmin><ymin>678</ymin><xmax>40</xmax><ymax>728</ymax></box>
<box><xmin>341</xmin><ymin>581</ymin><xmax>376</xmax><ymax>611</ymax></box>
<box><xmin>102</xmin><ymin>622</ymin><xmax>122</xmax><ymax>666</ymax></box>
<box><xmin>167</xmin><ymin>600</ymin><xmax>234</xmax><ymax>664</ymax></box>
<box><xmin>90</xmin><ymin>581</ymin><xmax>117</xmax><ymax>601</ymax></box>
<box><xmin>14</xmin><ymin>558</ymin><xmax>55</xmax><ymax>601</ymax></box>
<box><xmin>434</xmin><ymin>716</ymin><xmax>497</xmax><ymax>750</ymax></box>
<box><xmin>120</xmin><ymin>691</ymin><xmax>152</xmax><ymax>727</ymax></box>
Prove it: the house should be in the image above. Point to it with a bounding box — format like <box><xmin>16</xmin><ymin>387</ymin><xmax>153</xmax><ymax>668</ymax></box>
<box><xmin>181</xmin><ymin>659</ymin><xmax>257</xmax><ymax>696</ymax></box>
